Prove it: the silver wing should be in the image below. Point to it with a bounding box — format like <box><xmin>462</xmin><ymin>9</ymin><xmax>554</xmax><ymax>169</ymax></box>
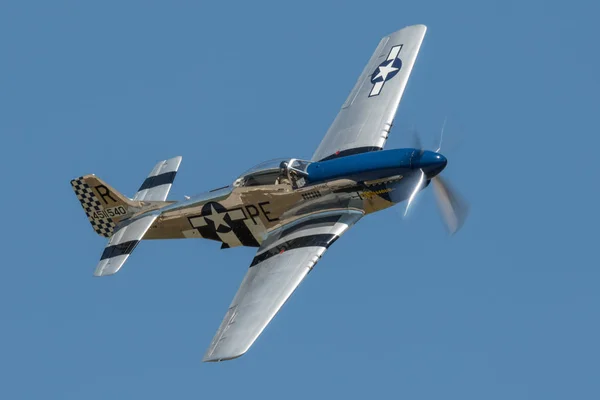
<box><xmin>203</xmin><ymin>210</ymin><xmax>363</xmax><ymax>362</ymax></box>
<box><xmin>311</xmin><ymin>24</ymin><xmax>427</xmax><ymax>162</ymax></box>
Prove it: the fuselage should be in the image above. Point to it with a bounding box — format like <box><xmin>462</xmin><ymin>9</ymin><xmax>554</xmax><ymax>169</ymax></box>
<box><xmin>144</xmin><ymin>148</ymin><xmax>447</xmax><ymax>248</ymax></box>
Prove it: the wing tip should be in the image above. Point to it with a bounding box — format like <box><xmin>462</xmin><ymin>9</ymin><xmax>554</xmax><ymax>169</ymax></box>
<box><xmin>202</xmin><ymin>351</ymin><xmax>246</xmax><ymax>363</ymax></box>
<box><xmin>407</xmin><ymin>23</ymin><xmax>427</xmax><ymax>31</ymax></box>
<box><xmin>94</xmin><ymin>255</ymin><xmax>129</xmax><ymax>277</ymax></box>
<box><xmin>388</xmin><ymin>24</ymin><xmax>427</xmax><ymax>38</ymax></box>
<box><xmin>169</xmin><ymin>155</ymin><xmax>183</xmax><ymax>165</ymax></box>
<box><xmin>93</xmin><ymin>265</ymin><xmax>120</xmax><ymax>277</ymax></box>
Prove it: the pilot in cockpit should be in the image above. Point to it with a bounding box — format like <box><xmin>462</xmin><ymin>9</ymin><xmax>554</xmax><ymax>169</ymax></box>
<box><xmin>275</xmin><ymin>161</ymin><xmax>290</xmax><ymax>185</ymax></box>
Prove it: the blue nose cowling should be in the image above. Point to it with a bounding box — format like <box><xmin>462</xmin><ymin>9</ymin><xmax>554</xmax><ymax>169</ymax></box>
<box><xmin>415</xmin><ymin>150</ymin><xmax>447</xmax><ymax>177</ymax></box>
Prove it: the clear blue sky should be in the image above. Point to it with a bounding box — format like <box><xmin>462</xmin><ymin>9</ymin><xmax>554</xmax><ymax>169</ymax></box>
<box><xmin>1</xmin><ymin>1</ymin><xmax>599</xmax><ymax>398</ymax></box>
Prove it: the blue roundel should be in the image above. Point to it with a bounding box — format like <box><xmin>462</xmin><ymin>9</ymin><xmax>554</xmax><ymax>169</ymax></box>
<box><xmin>370</xmin><ymin>58</ymin><xmax>403</xmax><ymax>84</ymax></box>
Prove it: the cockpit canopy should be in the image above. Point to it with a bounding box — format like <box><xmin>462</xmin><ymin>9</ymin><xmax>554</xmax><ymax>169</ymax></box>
<box><xmin>234</xmin><ymin>158</ymin><xmax>312</xmax><ymax>188</ymax></box>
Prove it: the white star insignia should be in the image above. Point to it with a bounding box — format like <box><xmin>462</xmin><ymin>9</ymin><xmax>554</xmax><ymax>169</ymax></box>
<box><xmin>204</xmin><ymin>204</ymin><xmax>229</xmax><ymax>230</ymax></box>
<box><xmin>373</xmin><ymin>60</ymin><xmax>399</xmax><ymax>82</ymax></box>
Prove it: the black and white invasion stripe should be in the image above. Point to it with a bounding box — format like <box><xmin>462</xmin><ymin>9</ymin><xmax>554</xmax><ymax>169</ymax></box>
<box><xmin>249</xmin><ymin>211</ymin><xmax>363</xmax><ymax>268</ymax></box>
<box><xmin>138</xmin><ymin>171</ymin><xmax>177</xmax><ymax>192</ymax></box>
<box><xmin>134</xmin><ymin>156</ymin><xmax>182</xmax><ymax>202</ymax></box>
<box><xmin>93</xmin><ymin>213</ymin><xmax>159</xmax><ymax>277</ymax></box>
<box><xmin>250</xmin><ymin>233</ymin><xmax>338</xmax><ymax>267</ymax></box>
<box><xmin>100</xmin><ymin>240</ymin><xmax>139</xmax><ymax>260</ymax></box>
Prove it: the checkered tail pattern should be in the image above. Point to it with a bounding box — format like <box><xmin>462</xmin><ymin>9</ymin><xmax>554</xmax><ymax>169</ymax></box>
<box><xmin>70</xmin><ymin>177</ymin><xmax>116</xmax><ymax>237</ymax></box>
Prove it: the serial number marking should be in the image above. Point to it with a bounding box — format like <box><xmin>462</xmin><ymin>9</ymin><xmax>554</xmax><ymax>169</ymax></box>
<box><xmin>92</xmin><ymin>206</ymin><xmax>127</xmax><ymax>219</ymax></box>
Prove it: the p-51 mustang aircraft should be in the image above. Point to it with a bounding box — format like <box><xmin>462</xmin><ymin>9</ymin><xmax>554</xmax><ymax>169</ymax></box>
<box><xmin>71</xmin><ymin>24</ymin><xmax>467</xmax><ymax>362</ymax></box>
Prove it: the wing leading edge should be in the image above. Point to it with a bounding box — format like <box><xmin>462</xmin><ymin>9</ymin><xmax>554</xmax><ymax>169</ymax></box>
<box><xmin>312</xmin><ymin>24</ymin><xmax>427</xmax><ymax>162</ymax></box>
<box><xmin>203</xmin><ymin>209</ymin><xmax>364</xmax><ymax>362</ymax></box>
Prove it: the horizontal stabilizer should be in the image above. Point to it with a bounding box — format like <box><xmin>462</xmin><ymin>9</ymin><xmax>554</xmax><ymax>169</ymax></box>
<box><xmin>94</xmin><ymin>212</ymin><xmax>159</xmax><ymax>277</ymax></box>
<box><xmin>134</xmin><ymin>156</ymin><xmax>182</xmax><ymax>202</ymax></box>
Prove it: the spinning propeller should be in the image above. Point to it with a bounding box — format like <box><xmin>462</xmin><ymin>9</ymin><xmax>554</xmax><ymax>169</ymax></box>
<box><xmin>404</xmin><ymin>120</ymin><xmax>468</xmax><ymax>235</ymax></box>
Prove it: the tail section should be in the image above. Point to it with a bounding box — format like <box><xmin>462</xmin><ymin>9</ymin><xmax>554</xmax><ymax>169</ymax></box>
<box><xmin>70</xmin><ymin>175</ymin><xmax>136</xmax><ymax>237</ymax></box>
<box><xmin>71</xmin><ymin>156</ymin><xmax>182</xmax><ymax>276</ymax></box>
<box><xmin>134</xmin><ymin>156</ymin><xmax>182</xmax><ymax>201</ymax></box>
<box><xmin>94</xmin><ymin>212</ymin><xmax>160</xmax><ymax>276</ymax></box>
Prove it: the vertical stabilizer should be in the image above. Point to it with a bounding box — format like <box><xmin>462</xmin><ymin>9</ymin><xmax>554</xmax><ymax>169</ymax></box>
<box><xmin>70</xmin><ymin>175</ymin><xmax>136</xmax><ymax>237</ymax></box>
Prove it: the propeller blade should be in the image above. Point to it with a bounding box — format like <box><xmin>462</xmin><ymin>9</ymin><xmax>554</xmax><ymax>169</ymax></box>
<box><xmin>404</xmin><ymin>169</ymin><xmax>426</xmax><ymax>217</ymax></box>
<box><xmin>432</xmin><ymin>176</ymin><xmax>469</xmax><ymax>234</ymax></box>
<box><xmin>409</xmin><ymin>126</ymin><xmax>423</xmax><ymax>152</ymax></box>
<box><xmin>435</xmin><ymin>116</ymin><xmax>447</xmax><ymax>152</ymax></box>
